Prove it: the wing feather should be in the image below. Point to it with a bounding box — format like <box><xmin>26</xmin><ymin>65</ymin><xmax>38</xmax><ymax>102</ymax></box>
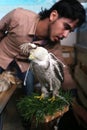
<box><xmin>49</xmin><ymin>53</ymin><xmax>64</xmax><ymax>83</ymax></box>
<box><xmin>28</xmin><ymin>47</ymin><xmax>65</xmax><ymax>97</ymax></box>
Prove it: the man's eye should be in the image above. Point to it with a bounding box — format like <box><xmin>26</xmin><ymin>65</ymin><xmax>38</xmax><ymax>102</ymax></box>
<box><xmin>64</xmin><ymin>25</ymin><xmax>70</xmax><ymax>30</ymax></box>
<box><xmin>64</xmin><ymin>23</ymin><xmax>72</xmax><ymax>31</ymax></box>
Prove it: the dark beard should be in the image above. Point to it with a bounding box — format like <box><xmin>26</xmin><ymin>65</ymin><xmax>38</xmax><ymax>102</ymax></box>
<box><xmin>45</xmin><ymin>22</ymin><xmax>60</xmax><ymax>47</ymax></box>
<box><xmin>45</xmin><ymin>38</ymin><xmax>60</xmax><ymax>48</ymax></box>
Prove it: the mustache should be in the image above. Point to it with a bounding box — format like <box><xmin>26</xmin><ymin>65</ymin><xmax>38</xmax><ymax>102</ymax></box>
<box><xmin>45</xmin><ymin>38</ymin><xmax>60</xmax><ymax>47</ymax></box>
<box><xmin>59</xmin><ymin>37</ymin><xmax>64</xmax><ymax>40</ymax></box>
<box><xmin>58</xmin><ymin>36</ymin><xmax>64</xmax><ymax>40</ymax></box>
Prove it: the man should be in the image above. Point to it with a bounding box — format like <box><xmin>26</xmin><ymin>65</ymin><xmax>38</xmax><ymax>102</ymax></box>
<box><xmin>0</xmin><ymin>0</ymin><xmax>85</xmax><ymax>94</ymax></box>
<box><xmin>0</xmin><ymin>0</ymin><xmax>86</xmax><ymax>129</ymax></box>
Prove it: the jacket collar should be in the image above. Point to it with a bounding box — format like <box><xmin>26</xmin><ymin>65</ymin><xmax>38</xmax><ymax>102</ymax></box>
<box><xmin>28</xmin><ymin>15</ymin><xmax>40</xmax><ymax>36</ymax></box>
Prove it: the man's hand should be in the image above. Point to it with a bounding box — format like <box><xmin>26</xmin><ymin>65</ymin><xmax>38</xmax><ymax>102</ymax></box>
<box><xmin>20</xmin><ymin>42</ymin><xmax>37</xmax><ymax>55</ymax></box>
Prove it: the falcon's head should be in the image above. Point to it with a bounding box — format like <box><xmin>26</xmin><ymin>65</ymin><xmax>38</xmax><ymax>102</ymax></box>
<box><xmin>29</xmin><ymin>46</ymin><xmax>49</xmax><ymax>62</ymax></box>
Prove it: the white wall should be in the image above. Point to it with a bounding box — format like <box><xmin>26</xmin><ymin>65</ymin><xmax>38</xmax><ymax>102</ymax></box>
<box><xmin>60</xmin><ymin>32</ymin><xmax>77</xmax><ymax>46</ymax></box>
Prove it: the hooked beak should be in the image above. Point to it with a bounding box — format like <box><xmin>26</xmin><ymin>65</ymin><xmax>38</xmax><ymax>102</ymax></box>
<box><xmin>29</xmin><ymin>53</ymin><xmax>35</xmax><ymax>60</ymax></box>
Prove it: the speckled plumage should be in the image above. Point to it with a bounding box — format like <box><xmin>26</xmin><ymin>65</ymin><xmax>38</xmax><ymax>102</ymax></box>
<box><xmin>29</xmin><ymin>46</ymin><xmax>65</xmax><ymax>98</ymax></box>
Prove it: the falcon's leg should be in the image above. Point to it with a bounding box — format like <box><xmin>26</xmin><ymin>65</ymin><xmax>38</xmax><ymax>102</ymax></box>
<box><xmin>48</xmin><ymin>85</ymin><xmax>58</xmax><ymax>102</ymax></box>
<box><xmin>41</xmin><ymin>86</ymin><xmax>49</xmax><ymax>98</ymax></box>
<box><xmin>48</xmin><ymin>95</ymin><xmax>55</xmax><ymax>102</ymax></box>
<box><xmin>34</xmin><ymin>86</ymin><xmax>49</xmax><ymax>100</ymax></box>
<box><xmin>34</xmin><ymin>93</ymin><xmax>45</xmax><ymax>100</ymax></box>
<box><xmin>48</xmin><ymin>79</ymin><xmax>56</xmax><ymax>102</ymax></box>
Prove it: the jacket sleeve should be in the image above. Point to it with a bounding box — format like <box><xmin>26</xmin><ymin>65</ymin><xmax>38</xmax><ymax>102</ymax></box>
<box><xmin>0</xmin><ymin>9</ymin><xmax>16</xmax><ymax>41</ymax></box>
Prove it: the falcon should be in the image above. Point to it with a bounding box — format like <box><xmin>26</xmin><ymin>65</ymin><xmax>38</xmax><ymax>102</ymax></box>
<box><xmin>20</xmin><ymin>43</ymin><xmax>66</xmax><ymax>101</ymax></box>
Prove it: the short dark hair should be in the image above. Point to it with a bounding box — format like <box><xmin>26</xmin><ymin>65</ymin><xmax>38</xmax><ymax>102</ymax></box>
<box><xmin>39</xmin><ymin>0</ymin><xmax>86</xmax><ymax>27</ymax></box>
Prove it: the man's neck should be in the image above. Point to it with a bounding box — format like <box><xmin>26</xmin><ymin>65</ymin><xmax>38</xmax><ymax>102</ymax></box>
<box><xmin>35</xmin><ymin>18</ymin><xmax>49</xmax><ymax>40</ymax></box>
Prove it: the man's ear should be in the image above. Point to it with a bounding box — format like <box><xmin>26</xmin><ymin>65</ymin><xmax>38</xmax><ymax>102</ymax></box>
<box><xmin>49</xmin><ymin>10</ymin><xmax>59</xmax><ymax>22</ymax></box>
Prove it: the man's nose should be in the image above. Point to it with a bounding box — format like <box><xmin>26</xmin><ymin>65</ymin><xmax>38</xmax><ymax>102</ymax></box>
<box><xmin>63</xmin><ymin>30</ymin><xmax>70</xmax><ymax>38</ymax></box>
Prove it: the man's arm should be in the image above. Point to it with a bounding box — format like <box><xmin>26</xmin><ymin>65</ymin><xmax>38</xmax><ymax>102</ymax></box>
<box><xmin>0</xmin><ymin>9</ymin><xmax>16</xmax><ymax>41</ymax></box>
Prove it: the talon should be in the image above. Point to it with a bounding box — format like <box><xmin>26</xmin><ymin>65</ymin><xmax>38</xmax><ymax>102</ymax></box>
<box><xmin>48</xmin><ymin>96</ymin><xmax>55</xmax><ymax>102</ymax></box>
<box><xmin>34</xmin><ymin>93</ymin><xmax>44</xmax><ymax>100</ymax></box>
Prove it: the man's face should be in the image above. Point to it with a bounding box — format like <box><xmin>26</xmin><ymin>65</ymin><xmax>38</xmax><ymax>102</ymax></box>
<box><xmin>48</xmin><ymin>11</ymin><xmax>78</xmax><ymax>42</ymax></box>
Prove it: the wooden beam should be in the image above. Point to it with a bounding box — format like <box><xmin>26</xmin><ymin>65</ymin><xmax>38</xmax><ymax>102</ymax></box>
<box><xmin>0</xmin><ymin>84</ymin><xmax>17</xmax><ymax>114</ymax></box>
